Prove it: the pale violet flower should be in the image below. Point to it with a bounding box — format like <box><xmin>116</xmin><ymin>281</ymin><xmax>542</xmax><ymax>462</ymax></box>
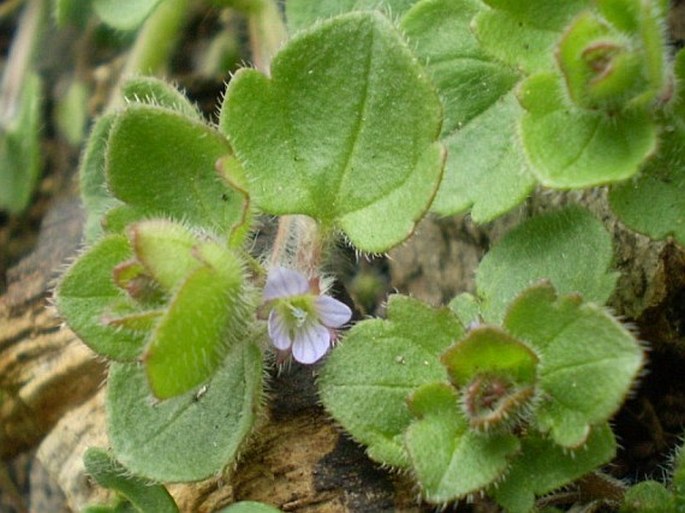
<box><xmin>263</xmin><ymin>266</ymin><xmax>352</xmax><ymax>364</ymax></box>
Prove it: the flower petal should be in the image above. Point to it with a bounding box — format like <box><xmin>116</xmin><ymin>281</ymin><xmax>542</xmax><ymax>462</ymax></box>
<box><xmin>263</xmin><ymin>266</ymin><xmax>310</xmax><ymax>300</ymax></box>
<box><xmin>315</xmin><ymin>295</ymin><xmax>352</xmax><ymax>328</ymax></box>
<box><xmin>291</xmin><ymin>322</ymin><xmax>331</xmax><ymax>364</ymax></box>
<box><xmin>268</xmin><ymin>309</ymin><xmax>292</xmax><ymax>350</ymax></box>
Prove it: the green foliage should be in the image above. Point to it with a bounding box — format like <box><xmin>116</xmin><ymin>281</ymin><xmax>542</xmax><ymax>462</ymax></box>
<box><xmin>106</xmin><ymin>105</ymin><xmax>244</xmax><ymax>236</ymax></box>
<box><xmin>83</xmin><ymin>448</ymin><xmax>179</xmax><ymax>513</ymax></box>
<box><xmin>107</xmin><ymin>340</ymin><xmax>262</xmax><ymax>481</ymax></box>
<box><xmin>92</xmin><ymin>0</ymin><xmax>166</xmax><ymax>30</ymax></box>
<box><xmin>55</xmin><ymin>234</ymin><xmax>145</xmax><ymax>360</ymax></box>
<box><xmin>0</xmin><ymin>72</ymin><xmax>42</xmax><ymax>214</ymax></box>
<box><xmin>217</xmin><ymin>502</ymin><xmax>283</xmax><ymax>513</ymax></box>
<box><xmin>504</xmin><ymin>283</ymin><xmax>643</xmax><ymax>448</ymax></box>
<box><xmin>319</xmin><ymin>295</ymin><xmax>463</xmax><ymax>467</ymax></box>
<box><xmin>476</xmin><ymin>206</ymin><xmax>618</xmax><ymax>323</ymax></box>
<box><xmin>401</xmin><ymin>0</ymin><xmax>534</xmax><ymax>222</ymax></box>
<box><xmin>285</xmin><ymin>0</ymin><xmax>417</xmax><ymax>32</ymax></box>
<box><xmin>222</xmin><ymin>11</ymin><xmax>444</xmax><ymax>252</ymax></box>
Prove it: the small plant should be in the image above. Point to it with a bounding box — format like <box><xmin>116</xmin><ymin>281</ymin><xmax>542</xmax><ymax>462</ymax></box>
<box><xmin>39</xmin><ymin>0</ymin><xmax>685</xmax><ymax>511</ymax></box>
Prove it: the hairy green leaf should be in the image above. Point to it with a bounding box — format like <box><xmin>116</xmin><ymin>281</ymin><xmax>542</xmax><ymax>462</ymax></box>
<box><xmin>473</xmin><ymin>0</ymin><xmax>589</xmax><ymax>74</ymax></box>
<box><xmin>405</xmin><ymin>382</ymin><xmax>519</xmax><ymax>502</ymax></box>
<box><xmin>319</xmin><ymin>295</ymin><xmax>463</xmax><ymax>467</ymax></box>
<box><xmin>55</xmin><ymin>235</ymin><xmax>146</xmax><ymax>360</ymax></box>
<box><xmin>504</xmin><ymin>283</ymin><xmax>643</xmax><ymax>447</ymax></box>
<box><xmin>286</xmin><ymin>0</ymin><xmax>417</xmax><ymax>32</ymax></box>
<box><xmin>476</xmin><ymin>206</ymin><xmax>617</xmax><ymax>323</ymax></box>
<box><xmin>107</xmin><ymin>341</ymin><xmax>262</xmax><ymax>481</ymax></box>
<box><xmin>493</xmin><ymin>424</ymin><xmax>616</xmax><ymax>513</ymax></box>
<box><xmin>217</xmin><ymin>502</ymin><xmax>283</xmax><ymax>513</ymax></box>
<box><xmin>402</xmin><ymin>0</ymin><xmax>534</xmax><ymax>221</ymax></box>
<box><xmin>106</xmin><ymin>105</ymin><xmax>244</xmax><ymax>235</ymax></box>
<box><xmin>83</xmin><ymin>448</ymin><xmax>179</xmax><ymax>513</ymax></box>
<box><xmin>519</xmin><ymin>72</ymin><xmax>657</xmax><ymax>188</ymax></box>
<box><xmin>223</xmin><ymin>12</ymin><xmax>444</xmax><ymax>251</ymax></box>
<box><xmin>121</xmin><ymin>77</ymin><xmax>202</xmax><ymax>120</ymax></box>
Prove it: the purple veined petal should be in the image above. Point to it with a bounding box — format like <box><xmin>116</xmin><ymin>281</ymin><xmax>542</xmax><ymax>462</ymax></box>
<box><xmin>291</xmin><ymin>322</ymin><xmax>331</xmax><ymax>364</ymax></box>
<box><xmin>268</xmin><ymin>309</ymin><xmax>292</xmax><ymax>350</ymax></box>
<box><xmin>315</xmin><ymin>295</ymin><xmax>352</xmax><ymax>328</ymax></box>
<box><xmin>263</xmin><ymin>266</ymin><xmax>310</xmax><ymax>301</ymax></box>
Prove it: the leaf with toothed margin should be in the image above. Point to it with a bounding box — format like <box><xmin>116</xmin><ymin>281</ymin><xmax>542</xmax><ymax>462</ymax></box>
<box><xmin>107</xmin><ymin>340</ymin><xmax>263</xmax><ymax>481</ymax></box>
<box><xmin>504</xmin><ymin>283</ymin><xmax>643</xmax><ymax>448</ymax></box>
<box><xmin>55</xmin><ymin>234</ymin><xmax>146</xmax><ymax>361</ymax></box>
<box><xmin>285</xmin><ymin>0</ymin><xmax>417</xmax><ymax>33</ymax></box>
<box><xmin>222</xmin><ymin>12</ymin><xmax>444</xmax><ymax>252</ymax></box>
<box><xmin>401</xmin><ymin>0</ymin><xmax>535</xmax><ymax>222</ymax></box>
<box><xmin>319</xmin><ymin>295</ymin><xmax>464</xmax><ymax>468</ymax></box>
<box><xmin>493</xmin><ymin>424</ymin><xmax>616</xmax><ymax>513</ymax></box>
<box><xmin>405</xmin><ymin>382</ymin><xmax>520</xmax><ymax>502</ymax></box>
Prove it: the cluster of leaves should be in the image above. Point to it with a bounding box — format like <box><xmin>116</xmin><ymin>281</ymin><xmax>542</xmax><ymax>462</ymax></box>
<box><xmin>44</xmin><ymin>0</ymin><xmax>684</xmax><ymax>511</ymax></box>
<box><xmin>320</xmin><ymin>207</ymin><xmax>644</xmax><ymax>511</ymax></box>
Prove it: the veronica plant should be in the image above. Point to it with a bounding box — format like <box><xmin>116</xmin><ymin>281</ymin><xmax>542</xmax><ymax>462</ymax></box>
<box><xmin>48</xmin><ymin>0</ymin><xmax>681</xmax><ymax>511</ymax></box>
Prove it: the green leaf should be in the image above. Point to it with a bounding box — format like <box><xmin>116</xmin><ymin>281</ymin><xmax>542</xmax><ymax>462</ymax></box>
<box><xmin>55</xmin><ymin>76</ymin><xmax>89</xmax><ymax>145</ymax></box>
<box><xmin>519</xmin><ymin>72</ymin><xmax>657</xmax><ymax>188</ymax></box>
<box><xmin>672</xmin><ymin>440</ymin><xmax>685</xmax><ymax>510</ymax></box>
<box><xmin>319</xmin><ymin>295</ymin><xmax>463</xmax><ymax>467</ymax></box>
<box><xmin>609</xmin><ymin>123</ymin><xmax>685</xmax><ymax>246</ymax></box>
<box><xmin>106</xmin><ymin>105</ymin><xmax>244</xmax><ymax>235</ymax></box>
<box><xmin>54</xmin><ymin>0</ymin><xmax>92</xmax><ymax>27</ymax></box>
<box><xmin>55</xmin><ymin>235</ymin><xmax>146</xmax><ymax>360</ymax></box>
<box><xmin>83</xmin><ymin>448</ymin><xmax>179</xmax><ymax>513</ymax></box>
<box><xmin>405</xmin><ymin>382</ymin><xmax>519</xmax><ymax>502</ymax></box>
<box><xmin>447</xmin><ymin>292</ymin><xmax>481</xmax><ymax>328</ymax></box>
<box><xmin>217</xmin><ymin>502</ymin><xmax>283</xmax><ymax>513</ymax></box>
<box><xmin>80</xmin><ymin>114</ymin><xmax>121</xmax><ymax>243</ymax></box>
<box><xmin>121</xmin><ymin>76</ymin><xmax>202</xmax><ymax>120</ymax></box>
<box><xmin>127</xmin><ymin>220</ymin><xmax>200</xmax><ymax>292</ymax></box>
<box><xmin>93</xmin><ymin>0</ymin><xmax>166</xmax><ymax>30</ymax></box>
<box><xmin>401</xmin><ymin>0</ymin><xmax>534</xmax><ymax>222</ymax></box>
<box><xmin>621</xmin><ymin>481</ymin><xmax>674</xmax><ymax>513</ymax></box>
<box><xmin>476</xmin><ymin>206</ymin><xmax>617</xmax><ymax>324</ymax></box>
<box><xmin>473</xmin><ymin>0</ymin><xmax>589</xmax><ymax>74</ymax></box>
<box><xmin>107</xmin><ymin>341</ymin><xmax>263</xmax><ymax>481</ymax></box>
<box><xmin>504</xmin><ymin>283</ymin><xmax>643</xmax><ymax>447</ymax></box>
<box><xmin>493</xmin><ymin>424</ymin><xmax>616</xmax><ymax>513</ymax></box>
<box><xmin>223</xmin><ymin>12</ymin><xmax>444</xmax><ymax>252</ymax></box>
<box><xmin>144</xmin><ymin>251</ymin><xmax>246</xmax><ymax>399</ymax></box>
<box><xmin>286</xmin><ymin>0</ymin><xmax>417</xmax><ymax>33</ymax></box>
<box><xmin>442</xmin><ymin>327</ymin><xmax>537</xmax><ymax>388</ymax></box>
<box><xmin>0</xmin><ymin>72</ymin><xmax>42</xmax><ymax>214</ymax></box>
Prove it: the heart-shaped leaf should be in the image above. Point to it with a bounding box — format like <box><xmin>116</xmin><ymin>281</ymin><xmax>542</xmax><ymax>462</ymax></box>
<box><xmin>504</xmin><ymin>283</ymin><xmax>643</xmax><ymax>447</ymax></box>
<box><xmin>476</xmin><ymin>206</ymin><xmax>617</xmax><ymax>324</ymax></box>
<box><xmin>401</xmin><ymin>0</ymin><xmax>534</xmax><ymax>222</ymax></box>
<box><xmin>107</xmin><ymin>340</ymin><xmax>263</xmax><ymax>481</ymax></box>
<box><xmin>405</xmin><ymin>382</ymin><xmax>519</xmax><ymax>502</ymax></box>
<box><xmin>319</xmin><ymin>295</ymin><xmax>463</xmax><ymax>467</ymax></box>
<box><xmin>222</xmin><ymin>12</ymin><xmax>444</xmax><ymax>252</ymax></box>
